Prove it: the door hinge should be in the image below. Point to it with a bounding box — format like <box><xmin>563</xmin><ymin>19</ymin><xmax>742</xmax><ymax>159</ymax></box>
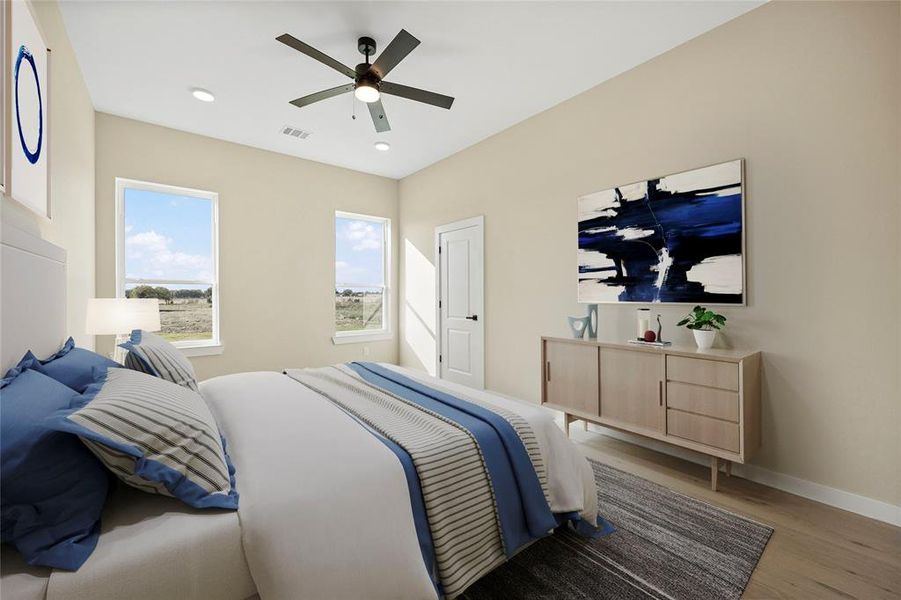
<box><xmin>438</xmin><ymin>246</ymin><xmax>442</xmax><ymax>254</ymax></box>
<box><xmin>439</xmin><ymin>300</ymin><xmax>442</xmax><ymax>308</ymax></box>
<box><xmin>439</xmin><ymin>355</ymin><xmax>443</xmax><ymax>363</ymax></box>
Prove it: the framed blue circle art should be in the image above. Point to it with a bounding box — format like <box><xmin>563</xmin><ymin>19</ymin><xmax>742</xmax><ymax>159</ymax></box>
<box><xmin>14</xmin><ymin>44</ymin><xmax>43</xmax><ymax>165</ymax></box>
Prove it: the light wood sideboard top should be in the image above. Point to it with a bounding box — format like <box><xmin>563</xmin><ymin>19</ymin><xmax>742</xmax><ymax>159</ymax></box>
<box><xmin>540</xmin><ymin>336</ymin><xmax>760</xmax><ymax>363</ymax></box>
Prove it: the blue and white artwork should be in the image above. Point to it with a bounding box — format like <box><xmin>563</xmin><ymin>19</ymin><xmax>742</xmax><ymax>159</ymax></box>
<box><xmin>578</xmin><ymin>160</ymin><xmax>744</xmax><ymax>304</ymax></box>
<box><xmin>8</xmin><ymin>0</ymin><xmax>50</xmax><ymax>218</ymax></box>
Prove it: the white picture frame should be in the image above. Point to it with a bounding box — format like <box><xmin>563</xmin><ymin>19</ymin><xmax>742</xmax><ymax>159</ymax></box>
<box><xmin>7</xmin><ymin>0</ymin><xmax>50</xmax><ymax>219</ymax></box>
<box><xmin>1</xmin><ymin>1</ymin><xmax>8</xmax><ymax>195</ymax></box>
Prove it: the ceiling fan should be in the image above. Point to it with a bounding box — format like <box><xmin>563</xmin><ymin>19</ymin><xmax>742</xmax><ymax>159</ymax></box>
<box><xmin>276</xmin><ymin>29</ymin><xmax>454</xmax><ymax>133</ymax></box>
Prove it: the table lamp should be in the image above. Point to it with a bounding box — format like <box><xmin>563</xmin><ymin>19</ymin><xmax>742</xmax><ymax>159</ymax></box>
<box><xmin>86</xmin><ymin>298</ymin><xmax>161</xmax><ymax>361</ymax></box>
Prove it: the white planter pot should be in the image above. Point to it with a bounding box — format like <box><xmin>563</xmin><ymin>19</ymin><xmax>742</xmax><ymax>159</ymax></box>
<box><xmin>693</xmin><ymin>329</ymin><xmax>716</xmax><ymax>350</ymax></box>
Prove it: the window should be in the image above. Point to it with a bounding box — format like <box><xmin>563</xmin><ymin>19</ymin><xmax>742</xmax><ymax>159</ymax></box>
<box><xmin>334</xmin><ymin>211</ymin><xmax>391</xmax><ymax>342</ymax></box>
<box><xmin>116</xmin><ymin>178</ymin><xmax>220</xmax><ymax>354</ymax></box>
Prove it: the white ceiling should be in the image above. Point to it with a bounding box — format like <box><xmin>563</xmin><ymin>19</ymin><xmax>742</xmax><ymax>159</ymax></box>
<box><xmin>59</xmin><ymin>1</ymin><xmax>762</xmax><ymax>179</ymax></box>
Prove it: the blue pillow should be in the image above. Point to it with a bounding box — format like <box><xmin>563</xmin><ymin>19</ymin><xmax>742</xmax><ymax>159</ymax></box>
<box><xmin>0</xmin><ymin>369</ymin><xmax>110</xmax><ymax>570</ymax></box>
<box><xmin>26</xmin><ymin>337</ymin><xmax>121</xmax><ymax>393</ymax></box>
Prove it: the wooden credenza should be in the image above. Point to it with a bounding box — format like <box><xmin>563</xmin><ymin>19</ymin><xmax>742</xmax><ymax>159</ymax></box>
<box><xmin>541</xmin><ymin>336</ymin><xmax>761</xmax><ymax>490</ymax></box>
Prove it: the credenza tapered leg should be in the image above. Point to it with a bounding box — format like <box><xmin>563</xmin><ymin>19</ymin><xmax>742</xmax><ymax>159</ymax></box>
<box><xmin>725</xmin><ymin>461</ymin><xmax>732</xmax><ymax>477</ymax></box>
<box><xmin>710</xmin><ymin>456</ymin><xmax>719</xmax><ymax>491</ymax></box>
<box><xmin>563</xmin><ymin>413</ymin><xmax>572</xmax><ymax>436</ymax></box>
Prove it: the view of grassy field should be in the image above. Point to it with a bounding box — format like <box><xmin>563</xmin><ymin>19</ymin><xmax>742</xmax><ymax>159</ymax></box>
<box><xmin>335</xmin><ymin>290</ymin><xmax>383</xmax><ymax>332</ymax></box>
<box><xmin>126</xmin><ymin>285</ymin><xmax>212</xmax><ymax>342</ymax></box>
<box><xmin>159</xmin><ymin>299</ymin><xmax>212</xmax><ymax>341</ymax></box>
<box><xmin>128</xmin><ymin>286</ymin><xmax>380</xmax><ymax>341</ymax></box>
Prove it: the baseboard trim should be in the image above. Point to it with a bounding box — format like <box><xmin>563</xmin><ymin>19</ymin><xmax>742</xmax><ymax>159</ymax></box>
<box><xmin>586</xmin><ymin>424</ymin><xmax>901</xmax><ymax>528</ymax></box>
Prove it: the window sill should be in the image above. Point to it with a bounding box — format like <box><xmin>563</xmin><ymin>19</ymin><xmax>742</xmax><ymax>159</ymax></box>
<box><xmin>176</xmin><ymin>342</ymin><xmax>225</xmax><ymax>357</ymax></box>
<box><xmin>332</xmin><ymin>332</ymin><xmax>393</xmax><ymax>345</ymax></box>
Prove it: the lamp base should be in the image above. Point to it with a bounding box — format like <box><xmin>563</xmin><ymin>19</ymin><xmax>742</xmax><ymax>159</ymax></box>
<box><xmin>111</xmin><ymin>334</ymin><xmax>128</xmax><ymax>364</ymax></box>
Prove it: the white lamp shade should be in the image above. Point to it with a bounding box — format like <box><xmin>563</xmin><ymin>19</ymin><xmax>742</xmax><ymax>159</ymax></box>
<box><xmin>86</xmin><ymin>298</ymin><xmax>161</xmax><ymax>335</ymax></box>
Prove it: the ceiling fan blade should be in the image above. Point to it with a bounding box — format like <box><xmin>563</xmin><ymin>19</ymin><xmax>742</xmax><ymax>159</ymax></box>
<box><xmin>289</xmin><ymin>83</ymin><xmax>354</xmax><ymax>108</ymax></box>
<box><xmin>277</xmin><ymin>33</ymin><xmax>356</xmax><ymax>79</ymax></box>
<box><xmin>369</xmin><ymin>29</ymin><xmax>420</xmax><ymax>80</ymax></box>
<box><xmin>367</xmin><ymin>99</ymin><xmax>391</xmax><ymax>133</ymax></box>
<box><xmin>380</xmin><ymin>81</ymin><xmax>454</xmax><ymax>110</ymax></box>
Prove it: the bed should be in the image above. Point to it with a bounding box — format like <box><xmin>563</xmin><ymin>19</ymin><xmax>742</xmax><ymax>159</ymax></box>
<box><xmin>0</xmin><ymin>223</ymin><xmax>603</xmax><ymax>600</ymax></box>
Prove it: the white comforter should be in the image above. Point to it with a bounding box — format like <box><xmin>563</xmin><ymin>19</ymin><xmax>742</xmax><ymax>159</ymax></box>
<box><xmin>1</xmin><ymin>365</ymin><xmax>598</xmax><ymax>600</ymax></box>
<box><xmin>201</xmin><ymin>365</ymin><xmax>599</xmax><ymax>600</ymax></box>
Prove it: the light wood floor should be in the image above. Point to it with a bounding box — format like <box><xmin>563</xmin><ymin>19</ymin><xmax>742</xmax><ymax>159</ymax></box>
<box><xmin>569</xmin><ymin>428</ymin><xmax>901</xmax><ymax>599</ymax></box>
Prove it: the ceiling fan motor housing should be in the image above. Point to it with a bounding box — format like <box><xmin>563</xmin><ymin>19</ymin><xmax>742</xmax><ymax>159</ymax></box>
<box><xmin>355</xmin><ymin>63</ymin><xmax>381</xmax><ymax>88</ymax></box>
<box><xmin>357</xmin><ymin>36</ymin><xmax>377</xmax><ymax>58</ymax></box>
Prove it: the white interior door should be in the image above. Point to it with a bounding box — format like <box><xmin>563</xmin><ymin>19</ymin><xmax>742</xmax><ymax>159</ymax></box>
<box><xmin>437</xmin><ymin>217</ymin><xmax>484</xmax><ymax>389</ymax></box>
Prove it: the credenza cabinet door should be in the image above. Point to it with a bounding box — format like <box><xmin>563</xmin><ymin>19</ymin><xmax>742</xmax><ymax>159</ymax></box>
<box><xmin>599</xmin><ymin>347</ymin><xmax>664</xmax><ymax>433</ymax></box>
<box><xmin>544</xmin><ymin>341</ymin><xmax>599</xmax><ymax>416</ymax></box>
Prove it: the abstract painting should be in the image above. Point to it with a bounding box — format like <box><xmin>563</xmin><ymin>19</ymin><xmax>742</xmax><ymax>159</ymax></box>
<box><xmin>8</xmin><ymin>0</ymin><xmax>50</xmax><ymax>218</ymax></box>
<box><xmin>578</xmin><ymin>159</ymin><xmax>744</xmax><ymax>304</ymax></box>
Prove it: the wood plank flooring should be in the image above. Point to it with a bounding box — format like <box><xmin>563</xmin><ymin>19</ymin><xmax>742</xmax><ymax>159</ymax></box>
<box><xmin>570</xmin><ymin>429</ymin><xmax>901</xmax><ymax>599</ymax></box>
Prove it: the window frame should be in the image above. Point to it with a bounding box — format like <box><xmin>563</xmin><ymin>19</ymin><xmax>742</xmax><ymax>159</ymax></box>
<box><xmin>333</xmin><ymin>210</ymin><xmax>392</xmax><ymax>344</ymax></box>
<box><xmin>115</xmin><ymin>177</ymin><xmax>222</xmax><ymax>355</ymax></box>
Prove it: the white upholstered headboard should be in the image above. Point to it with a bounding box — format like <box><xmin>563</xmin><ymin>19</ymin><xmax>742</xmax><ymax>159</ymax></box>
<box><xmin>1</xmin><ymin>222</ymin><xmax>68</xmax><ymax>374</ymax></box>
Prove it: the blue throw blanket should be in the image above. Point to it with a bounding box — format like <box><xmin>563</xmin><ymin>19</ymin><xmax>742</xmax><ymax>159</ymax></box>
<box><xmin>349</xmin><ymin>362</ymin><xmax>559</xmax><ymax>553</ymax></box>
<box><xmin>289</xmin><ymin>363</ymin><xmax>612</xmax><ymax>598</ymax></box>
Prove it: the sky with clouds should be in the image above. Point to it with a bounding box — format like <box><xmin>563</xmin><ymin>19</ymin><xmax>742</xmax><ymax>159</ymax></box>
<box><xmin>124</xmin><ymin>188</ymin><xmax>213</xmax><ymax>282</ymax></box>
<box><xmin>335</xmin><ymin>217</ymin><xmax>385</xmax><ymax>288</ymax></box>
<box><xmin>125</xmin><ymin>192</ymin><xmax>383</xmax><ymax>290</ymax></box>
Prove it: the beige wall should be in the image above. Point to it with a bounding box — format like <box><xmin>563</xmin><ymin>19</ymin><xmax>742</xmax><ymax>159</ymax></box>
<box><xmin>399</xmin><ymin>1</ymin><xmax>901</xmax><ymax>505</ymax></box>
<box><xmin>2</xmin><ymin>0</ymin><xmax>95</xmax><ymax>349</ymax></box>
<box><xmin>95</xmin><ymin>114</ymin><xmax>398</xmax><ymax>380</ymax></box>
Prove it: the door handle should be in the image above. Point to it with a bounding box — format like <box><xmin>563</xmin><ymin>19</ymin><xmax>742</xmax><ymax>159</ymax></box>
<box><xmin>465</xmin><ymin>315</ymin><xmax>478</xmax><ymax>321</ymax></box>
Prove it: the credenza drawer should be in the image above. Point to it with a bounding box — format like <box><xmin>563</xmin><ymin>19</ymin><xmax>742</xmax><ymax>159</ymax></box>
<box><xmin>666</xmin><ymin>381</ymin><xmax>739</xmax><ymax>422</ymax></box>
<box><xmin>667</xmin><ymin>409</ymin><xmax>740</xmax><ymax>453</ymax></box>
<box><xmin>666</xmin><ymin>356</ymin><xmax>739</xmax><ymax>391</ymax></box>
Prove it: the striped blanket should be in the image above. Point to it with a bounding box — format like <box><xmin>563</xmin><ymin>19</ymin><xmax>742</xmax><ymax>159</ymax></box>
<box><xmin>287</xmin><ymin>362</ymin><xmax>593</xmax><ymax>598</ymax></box>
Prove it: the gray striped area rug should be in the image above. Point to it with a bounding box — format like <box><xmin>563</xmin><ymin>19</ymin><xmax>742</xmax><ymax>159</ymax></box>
<box><xmin>461</xmin><ymin>460</ymin><xmax>773</xmax><ymax>600</ymax></box>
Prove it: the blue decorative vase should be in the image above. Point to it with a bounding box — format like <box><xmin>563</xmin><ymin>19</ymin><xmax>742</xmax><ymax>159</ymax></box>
<box><xmin>567</xmin><ymin>315</ymin><xmax>590</xmax><ymax>339</ymax></box>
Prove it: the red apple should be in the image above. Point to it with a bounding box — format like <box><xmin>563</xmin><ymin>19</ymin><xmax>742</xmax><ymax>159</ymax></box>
<box><xmin>643</xmin><ymin>330</ymin><xmax>656</xmax><ymax>342</ymax></box>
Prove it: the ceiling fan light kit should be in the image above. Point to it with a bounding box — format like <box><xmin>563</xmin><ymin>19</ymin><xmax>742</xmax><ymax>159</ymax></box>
<box><xmin>354</xmin><ymin>83</ymin><xmax>380</xmax><ymax>103</ymax></box>
<box><xmin>277</xmin><ymin>29</ymin><xmax>454</xmax><ymax>133</ymax></box>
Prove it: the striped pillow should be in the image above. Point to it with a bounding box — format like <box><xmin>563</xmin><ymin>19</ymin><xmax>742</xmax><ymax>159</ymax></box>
<box><xmin>47</xmin><ymin>367</ymin><xmax>238</xmax><ymax>510</ymax></box>
<box><xmin>119</xmin><ymin>330</ymin><xmax>199</xmax><ymax>391</ymax></box>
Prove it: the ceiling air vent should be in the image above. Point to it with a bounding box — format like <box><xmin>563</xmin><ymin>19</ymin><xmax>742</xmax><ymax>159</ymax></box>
<box><xmin>280</xmin><ymin>125</ymin><xmax>312</xmax><ymax>139</ymax></box>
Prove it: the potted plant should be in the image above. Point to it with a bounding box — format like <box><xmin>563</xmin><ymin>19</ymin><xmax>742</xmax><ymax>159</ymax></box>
<box><xmin>676</xmin><ymin>306</ymin><xmax>727</xmax><ymax>350</ymax></box>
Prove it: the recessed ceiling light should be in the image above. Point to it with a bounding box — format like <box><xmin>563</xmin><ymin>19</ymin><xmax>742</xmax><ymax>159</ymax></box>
<box><xmin>191</xmin><ymin>88</ymin><xmax>215</xmax><ymax>103</ymax></box>
<box><xmin>374</xmin><ymin>141</ymin><xmax>390</xmax><ymax>152</ymax></box>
